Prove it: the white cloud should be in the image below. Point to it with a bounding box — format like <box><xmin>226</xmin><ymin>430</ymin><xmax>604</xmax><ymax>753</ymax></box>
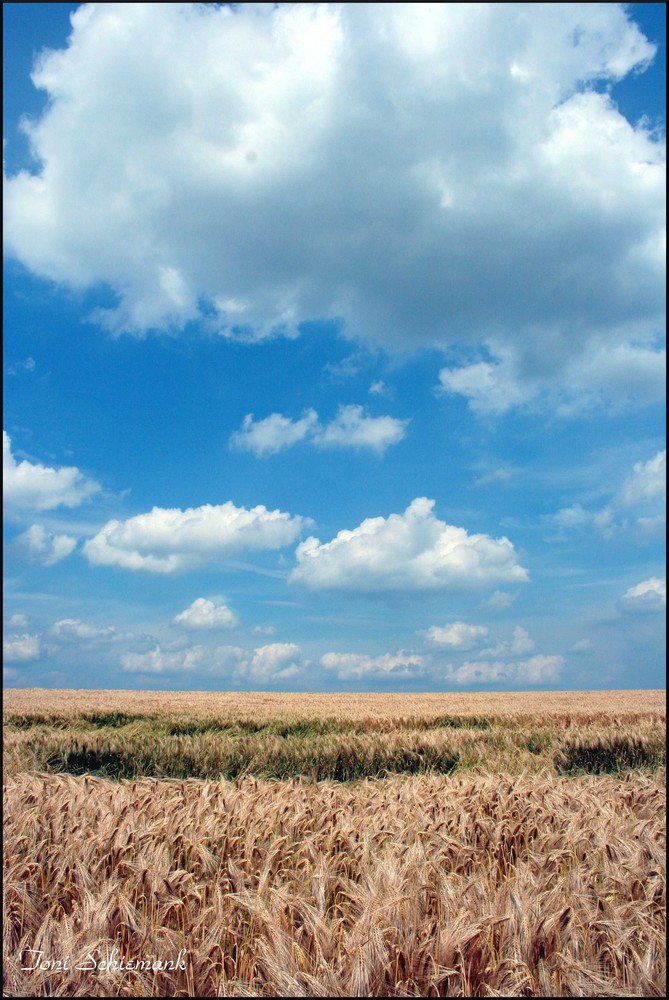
<box><xmin>620</xmin><ymin>450</ymin><xmax>666</xmax><ymax>508</ymax></box>
<box><xmin>173</xmin><ymin>597</ymin><xmax>239</xmax><ymax>630</ymax></box>
<box><xmin>475</xmin><ymin>468</ymin><xmax>513</xmax><ymax>487</ymax></box>
<box><xmin>6</xmin><ymin>356</ymin><xmax>36</xmax><ymax>376</ymax></box>
<box><xmin>3</xmin><ymin>5</ymin><xmax>663</xmax><ymax>410</ymax></box>
<box><xmin>570</xmin><ymin>638</ymin><xmax>592</xmax><ymax>653</ymax></box>
<box><xmin>619</xmin><ymin>577</ymin><xmax>666</xmax><ymax>615</ymax></box>
<box><xmin>120</xmin><ymin>640</ymin><xmax>306</xmax><ymax>682</ymax></box>
<box><xmin>321</xmin><ymin>649</ymin><xmax>424</xmax><ymax>680</ymax></box>
<box><xmin>121</xmin><ymin>644</ymin><xmax>211</xmax><ymax>674</ymax></box>
<box><xmin>423</xmin><ymin>622</ymin><xmax>488</xmax><ymax>650</ymax></box>
<box><xmin>481</xmin><ymin>625</ymin><xmax>536</xmax><ymax>658</ymax></box>
<box><xmin>480</xmin><ymin>590</ymin><xmax>519</xmax><ymax>610</ymax></box>
<box><xmin>290</xmin><ymin>497</ymin><xmax>529</xmax><ymax>593</ymax></box>
<box><xmin>549</xmin><ymin>449</ymin><xmax>666</xmax><ymax>537</ymax></box>
<box><xmin>438</xmin><ymin>342</ymin><xmax>666</xmax><ymax>418</ymax></box>
<box><xmin>446</xmin><ymin>654</ymin><xmax>563</xmax><ymax>686</ymax></box>
<box><xmin>252</xmin><ymin>624</ymin><xmax>277</xmax><ymax>637</ymax></box>
<box><xmin>230</xmin><ymin>405</ymin><xmax>408</xmax><ymax>457</ymax></box>
<box><xmin>3</xmin><ymin>633</ymin><xmax>41</xmax><ymax>663</ymax></box>
<box><xmin>6</xmin><ymin>614</ymin><xmax>29</xmax><ymax>628</ymax></box>
<box><xmin>230</xmin><ymin>410</ymin><xmax>319</xmax><ymax>457</ymax></box>
<box><xmin>3</xmin><ymin>431</ymin><xmax>100</xmax><ymax>513</ymax></box>
<box><xmin>239</xmin><ymin>643</ymin><xmax>304</xmax><ymax>682</ymax></box>
<box><xmin>83</xmin><ymin>501</ymin><xmax>307</xmax><ymax>573</ymax></box>
<box><xmin>49</xmin><ymin>619</ymin><xmax>117</xmax><ymax>640</ymax></box>
<box><xmin>315</xmin><ymin>405</ymin><xmax>409</xmax><ymax>454</ymax></box>
<box><xmin>15</xmin><ymin>523</ymin><xmax>77</xmax><ymax>566</ymax></box>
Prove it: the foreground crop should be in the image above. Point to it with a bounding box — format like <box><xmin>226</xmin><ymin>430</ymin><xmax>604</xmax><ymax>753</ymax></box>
<box><xmin>4</xmin><ymin>769</ymin><xmax>665</xmax><ymax>997</ymax></box>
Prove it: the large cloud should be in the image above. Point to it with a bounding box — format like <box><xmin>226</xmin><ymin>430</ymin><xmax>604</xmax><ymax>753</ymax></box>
<box><xmin>3</xmin><ymin>431</ymin><xmax>100</xmax><ymax>513</ymax></box>
<box><xmin>3</xmin><ymin>4</ymin><xmax>664</xmax><ymax>408</ymax></box>
<box><xmin>290</xmin><ymin>497</ymin><xmax>529</xmax><ymax>593</ymax></box>
<box><xmin>83</xmin><ymin>501</ymin><xmax>307</xmax><ymax>573</ymax></box>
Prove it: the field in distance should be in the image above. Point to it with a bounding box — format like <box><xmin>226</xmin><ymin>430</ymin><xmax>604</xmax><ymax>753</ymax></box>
<box><xmin>3</xmin><ymin>689</ymin><xmax>666</xmax><ymax>997</ymax></box>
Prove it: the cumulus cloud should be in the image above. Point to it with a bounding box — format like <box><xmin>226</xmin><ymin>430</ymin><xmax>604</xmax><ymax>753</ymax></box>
<box><xmin>120</xmin><ymin>640</ymin><xmax>304</xmax><ymax>682</ymax></box>
<box><xmin>481</xmin><ymin>625</ymin><xmax>536</xmax><ymax>658</ymax></box>
<box><xmin>3</xmin><ymin>431</ymin><xmax>100</xmax><ymax>513</ymax></box>
<box><xmin>446</xmin><ymin>654</ymin><xmax>564</xmax><ymax>686</ymax></box>
<box><xmin>321</xmin><ymin>650</ymin><xmax>424</xmax><ymax>680</ymax></box>
<box><xmin>3</xmin><ymin>633</ymin><xmax>41</xmax><ymax>663</ymax></box>
<box><xmin>48</xmin><ymin>619</ymin><xmax>117</xmax><ymax>640</ymax></box>
<box><xmin>231</xmin><ymin>405</ymin><xmax>408</xmax><ymax>457</ymax></box>
<box><xmin>230</xmin><ymin>410</ymin><xmax>319</xmax><ymax>457</ymax></box>
<box><xmin>423</xmin><ymin>622</ymin><xmax>488</xmax><ymax>650</ymax></box>
<box><xmin>480</xmin><ymin>590</ymin><xmax>519</xmax><ymax>610</ymax></box>
<box><xmin>620</xmin><ymin>450</ymin><xmax>666</xmax><ymax>508</ymax></box>
<box><xmin>619</xmin><ymin>577</ymin><xmax>666</xmax><ymax>614</ymax></box>
<box><xmin>6</xmin><ymin>614</ymin><xmax>29</xmax><ymax>628</ymax></box>
<box><xmin>290</xmin><ymin>497</ymin><xmax>528</xmax><ymax>593</ymax></box>
<box><xmin>438</xmin><ymin>341</ymin><xmax>666</xmax><ymax>417</ymax></box>
<box><xmin>15</xmin><ymin>523</ymin><xmax>77</xmax><ymax>566</ymax></box>
<box><xmin>83</xmin><ymin>501</ymin><xmax>307</xmax><ymax>573</ymax></box>
<box><xmin>3</xmin><ymin>4</ymin><xmax>664</xmax><ymax>409</ymax></box>
<box><xmin>549</xmin><ymin>449</ymin><xmax>666</xmax><ymax>536</ymax></box>
<box><xmin>121</xmin><ymin>644</ymin><xmax>214</xmax><ymax>674</ymax></box>
<box><xmin>238</xmin><ymin>643</ymin><xmax>304</xmax><ymax>683</ymax></box>
<box><xmin>173</xmin><ymin>597</ymin><xmax>239</xmax><ymax>630</ymax></box>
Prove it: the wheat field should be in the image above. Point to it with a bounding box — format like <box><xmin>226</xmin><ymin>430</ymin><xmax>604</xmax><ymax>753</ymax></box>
<box><xmin>3</xmin><ymin>689</ymin><xmax>666</xmax><ymax>997</ymax></box>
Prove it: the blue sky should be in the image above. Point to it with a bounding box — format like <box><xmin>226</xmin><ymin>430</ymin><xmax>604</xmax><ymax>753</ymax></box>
<box><xmin>3</xmin><ymin>2</ymin><xmax>665</xmax><ymax>692</ymax></box>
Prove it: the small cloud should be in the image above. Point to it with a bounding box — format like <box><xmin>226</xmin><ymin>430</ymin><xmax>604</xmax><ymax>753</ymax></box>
<box><xmin>4</xmin><ymin>431</ymin><xmax>100</xmax><ymax>513</ymax></box>
<box><xmin>570</xmin><ymin>638</ymin><xmax>592</xmax><ymax>653</ymax></box>
<box><xmin>6</xmin><ymin>357</ymin><xmax>36</xmax><ymax>376</ymax></box>
<box><xmin>321</xmin><ymin>649</ymin><xmax>424</xmax><ymax>680</ymax></box>
<box><xmin>474</xmin><ymin>468</ymin><xmax>513</xmax><ymax>487</ymax></box>
<box><xmin>481</xmin><ymin>625</ymin><xmax>535</xmax><ymax>658</ymax></box>
<box><xmin>251</xmin><ymin>624</ymin><xmax>277</xmax><ymax>636</ymax></box>
<box><xmin>3</xmin><ymin>633</ymin><xmax>41</xmax><ymax>663</ymax></box>
<box><xmin>548</xmin><ymin>450</ymin><xmax>666</xmax><ymax>538</ymax></box>
<box><xmin>173</xmin><ymin>597</ymin><xmax>239</xmax><ymax>630</ymax></box>
<box><xmin>480</xmin><ymin>590</ymin><xmax>519</xmax><ymax>610</ymax></box>
<box><xmin>369</xmin><ymin>380</ymin><xmax>391</xmax><ymax>398</ymax></box>
<box><xmin>314</xmin><ymin>405</ymin><xmax>409</xmax><ymax>454</ymax></box>
<box><xmin>230</xmin><ymin>410</ymin><xmax>319</xmax><ymax>457</ymax></box>
<box><xmin>6</xmin><ymin>613</ymin><xmax>29</xmax><ymax>628</ymax></box>
<box><xmin>15</xmin><ymin>523</ymin><xmax>77</xmax><ymax>566</ymax></box>
<box><xmin>619</xmin><ymin>450</ymin><xmax>666</xmax><ymax>508</ymax></box>
<box><xmin>49</xmin><ymin>619</ymin><xmax>117</xmax><ymax>640</ymax></box>
<box><xmin>423</xmin><ymin>621</ymin><xmax>488</xmax><ymax>650</ymax></box>
<box><xmin>237</xmin><ymin>643</ymin><xmax>305</xmax><ymax>682</ymax></box>
<box><xmin>230</xmin><ymin>405</ymin><xmax>408</xmax><ymax>458</ymax></box>
<box><xmin>446</xmin><ymin>654</ymin><xmax>563</xmax><ymax>686</ymax></box>
<box><xmin>619</xmin><ymin>577</ymin><xmax>666</xmax><ymax>615</ymax></box>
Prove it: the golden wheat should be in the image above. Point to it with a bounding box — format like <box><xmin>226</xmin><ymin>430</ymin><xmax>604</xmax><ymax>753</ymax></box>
<box><xmin>4</xmin><ymin>770</ymin><xmax>665</xmax><ymax>997</ymax></box>
<box><xmin>3</xmin><ymin>689</ymin><xmax>665</xmax><ymax>997</ymax></box>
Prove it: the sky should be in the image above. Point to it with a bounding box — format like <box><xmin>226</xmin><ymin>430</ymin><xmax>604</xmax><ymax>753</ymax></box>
<box><xmin>3</xmin><ymin>2</ymin><xmax>666</xmax><ymax>693</ymax></box>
